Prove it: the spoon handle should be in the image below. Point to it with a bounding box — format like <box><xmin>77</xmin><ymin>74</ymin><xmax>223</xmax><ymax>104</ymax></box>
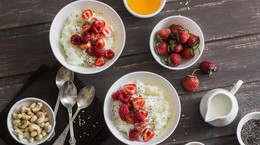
<box><xmin>47</xmin><ymin>94</ymin><xmax>61</xmax><ymax>141</ymax></box>
<box><xmin>53</xmin><ymin>109</ymin><xmax>80</xmax><ymax>145</ymax></box>
<box><xmin>68</xmin><ymin>108</ymin><xmax>76</xmax><ymax>145</ymax></box>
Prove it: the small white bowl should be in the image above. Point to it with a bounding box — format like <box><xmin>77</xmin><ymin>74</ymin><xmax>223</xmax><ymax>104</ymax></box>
<box><xmin>50</xmin><ymin>0</ymin><xmax>126</xmax><ymax>74</ymax></box>
<box><xmin>123</xmin><ymin>0</ymin><xmax>166</xmax><ymax>18</ymax></box>
<box><xmin>237</xmin><ymin>111</ymin><xmax>260</xmax><ymax>145</ymax></box>
<box><xmin>150</xmin><ymin>15</ymin><xmax>204</xmax><ymax>70</ymax></box>
<box><xmin>7</xmin><ymin>98</ymin><xmax>56</xmax><ymax>145</ymax></box>
<box><xmin>185</xmin><ymin>141</ymin><xmax>205</xmax><ymax>145</ymax></box>
<box><xmin>103</xmin><ymin>71</ymin><xmax>181</xmax><ymax>145</ymax></box>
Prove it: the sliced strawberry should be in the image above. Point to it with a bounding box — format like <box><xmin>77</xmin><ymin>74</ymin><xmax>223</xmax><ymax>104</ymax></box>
<box><xmin>127</xmin><ymin>96</ymin><xmax>134</xmax><ymax>108</ymax></box>
<box><xmin>142</xmin><ymin>128</ymin><xmax>154</xmax><ymax>142</ymax></box>
<box><xmin>138</xmin><ymin>110</ymin><xmax>148</xmax><ymax>119</ymax></box>
<box><xmin>135</xmin><ymin>120</ymin><xmax>149</xmax><ymax>132</ymax></box>
<box><xmin>78</xmin><ymin>41</ymin><xmax>91</xmax><ymax>49</ymax></box>
<box><xmin>82</xmin><ymin>9</ymin><xmax>93</xmax><ymax>21</ymax></box>
<box><xmin>120</xmin><ymin>115</ymin><xmax>126</xmax><ymax>121</ymax></box>
<box><xmin>125</xmin><ymin>111</ymin><xmax>135</xmax><ymax>124</ymax></box>
<box><xmin>101</xmin><ymin>27</ymin><xmax>112</xmax><ymax>38</ymax></box>
<box><xmin>123</xmin><ymin>84</ymin><xmax>137</xmax><ymax>95</ymax></box>
<box><xmin>90</xmin><ymin>33</ymin><xmax>101</xmax><ymax>42</ymax></box>
<box><xmin>82</xmin><ymin>23</ymin><xmax>92</xmax><ymax>32</ymax></box>
<box><xmin>94</xmin><ymin>57</ymin><xmax>105</xmax><ymax>67</ymax></box>
<box><xmin>91</xmin><ymin>17</ymin><xmax>98</xmax><ymax>24</ymax></box>
<box><xmin>95</xmin><ymin>38</ymin><xmax>105</xmax><ymax>49</ymax></box>
<box><xmin>132</xmin><ymin>97</ymin><xmax>145</xmax><ymax>110</ymax></box>
<box><xmin>94</xmin><ymin>20</ymin><xmax>106</xmax><ymax>28</ymax></box>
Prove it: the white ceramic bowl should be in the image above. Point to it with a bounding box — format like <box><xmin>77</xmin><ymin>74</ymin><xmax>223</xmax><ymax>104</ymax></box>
<box><xmin>150</xmin><ymin>15</ymin><xmax>204</xmax><ymax>70</ymax></box>
<box><xmin>103</xmin><ymin>71</ymin><xmax>181</xmax><ymax>145</ymax></box>
<box><xmin>50</xmin><ymin>0</ymin><xmax>126</xmax><ymax>74</ymax></box>
<box><xmin>123</xmin><ymin>0</ymin><xmax>166</xmax><ymax>18</ymax></box>
<box><xmin>7</xmin><ymin>98</ymin><xmax>56</xmax><ymax>145</ymax></box>
<box><xmin>185</xmin><ymin>141</ymin><xmax>205</xmax><ymax>145</ymax></box>
<box><xmin>237</xmin><ymin>111</ymin><xmax>260</xmax><ymax>145</ymax></box>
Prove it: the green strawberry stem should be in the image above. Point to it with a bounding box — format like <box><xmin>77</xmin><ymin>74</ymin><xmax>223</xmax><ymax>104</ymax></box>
<box><xmin>189</xmin><ymin>69</ymin><xmax>200</xmax><ymax>77</ymax></box>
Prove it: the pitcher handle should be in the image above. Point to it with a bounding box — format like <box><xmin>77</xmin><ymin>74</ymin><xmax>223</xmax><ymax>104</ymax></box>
<box><xmin>230</xmin><ymin>80</ymin><xmax>243</xmax><ymax>95</ymax></box>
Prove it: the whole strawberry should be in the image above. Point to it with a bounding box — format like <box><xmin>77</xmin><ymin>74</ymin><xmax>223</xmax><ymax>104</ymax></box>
<box><xmin>177</xmin><ymin>30</ymin><xmax>190</xmax><ymax>44</ymax></box>
<box><xmin>182</xmin><ymin>69</ymin><xmax>200</xmax><ymax>92</ymax></box>
<box><xmin>156</xmin><ymin>42</ymin><xmax>169</xmax><ymax>55</ymax></box>
<box><xmin>168</xmin><ymin>53</ymin><xmax>182</xmax><ymax>67</ymax></box>
<box><xmin>180</xmin><ymin>47</ymin><xmax>194</xmax><ymax>59</ymax></box>
<box><xmin>157</xmin><ymin>29</ymin><xmax>170</xmax><ymax>40</ymax></box>
<box><xmin>187</xmin><ymin>34</ymin><xmax>200</xmax><ymax>47</ymax></box>
<box><xmin>169</xmin><ymin>40</ymin><xmax>183</xmax><ymax>53</ymax></box>
<box><xmin>169</xmin><ymin>24</ymin><xmax>184</xmax><ymax>37</ymax></box>
<box><xmin>200</xmin><ymin>61</ymin><xmax>218</xmax><ymax>75</ymax></box>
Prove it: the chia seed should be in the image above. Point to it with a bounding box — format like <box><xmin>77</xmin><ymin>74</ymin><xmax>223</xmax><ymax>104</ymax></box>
<box><xmin>241</xmin><ymin>119</ymin><xmax>260</xmax><ymax>145</ymax></box>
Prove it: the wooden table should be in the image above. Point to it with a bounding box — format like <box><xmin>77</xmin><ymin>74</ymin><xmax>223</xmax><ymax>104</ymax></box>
<box><xmin>0</xmin><ymin>0</ymin><xmax>259</xmax><ymax>144</ymax></box>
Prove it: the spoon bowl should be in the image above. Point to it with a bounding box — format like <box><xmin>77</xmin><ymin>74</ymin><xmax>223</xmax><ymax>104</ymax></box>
<box><xmin>60</xmin><ymin>81</ymin><xmax>77</xmax><ymax>108</ymax></box>
<box><xmin>77</xmin><ymin>85</ymin><xmax>95</xmax><ymax>109</ymax></box>
<box><xmin>56</xmin><ymin>66</ymin><xmax>74</xmax><ymax>89</ymax></box>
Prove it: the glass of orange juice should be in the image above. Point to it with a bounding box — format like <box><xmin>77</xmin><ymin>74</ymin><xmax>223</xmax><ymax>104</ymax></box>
<box><xmin>123</xmin><ymin>0</ymin><xmax>166</xmax><ymax>18</ymax></box>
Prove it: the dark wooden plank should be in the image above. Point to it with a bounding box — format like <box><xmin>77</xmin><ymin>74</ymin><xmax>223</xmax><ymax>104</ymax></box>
<box><xmin>1</xmin><ymin>0</ymin><xmax>260</xmax><ymax>42</ymax></box>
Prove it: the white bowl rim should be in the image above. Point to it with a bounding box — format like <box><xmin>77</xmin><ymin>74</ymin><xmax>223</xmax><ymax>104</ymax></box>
<box><xmin>236</xmin><ymin>111</ymin><xmax>260</xmax><ymax>145</ymax></box>
<box><xmin>185</xmin><ymin>141</ymin><xmax>205</xmax><ymax>145</ymax></box>
<box><xmin>7</xmin><ymin>97</ymin><xmax>56</xmax><ymax>145</ymax></box>
<box><xmin>123</xmin><ymin>0</ymin><xmax>166</xmax><ymax>18</ymax></box>
<box><xmin>103</xmin><ymin>71</ymin><xmax>181</xmax><ymax>145</ymax></box>
<box><xmin>49</xmin><ymin>0</ymin><xmax>126</xmax><ymax>74</ymax></box>
<box><xmin>149</xmin><ymin>15</ymin><xmax>205</xmax><ymax>70</ymax></box>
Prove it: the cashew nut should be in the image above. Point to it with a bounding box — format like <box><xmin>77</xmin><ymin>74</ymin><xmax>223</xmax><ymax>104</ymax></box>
<box><xmin>12</xmin><ymin>113</ymin><xmax>22</xmax><ymax>119</ymax></box>
<box><xmin>44</xmin><ymin>117</ymin><xmax>49</xmax><ymax>123</ymax></box>
<box><xmin>28</xmin><ymin>124</ymin><xmax>42</xmax><ymax>134</ymax></box>
<box><xmin>32</xmin><ymin>102</ymin><xmax>43</xmax><ymax>113</ymax></box>
<box><xmin>20</xmin><ymin>105</ymin><xmax>31</xmax><ymax>113</ymax></box>
<box><xmin>35</xmin><ymin>134</ymin><xmax>43</xmax><ymax>141</ymax></box>
<box><xmin>43</xmin><ymin>112</ymin><xmax>47</xmax><ymax>116</ymax></box>
<box><xmin>21</xmin><ymin>112</ymin><xmax>31</xmax><ymax>120</ymax></box>
<box><xmin>44</xmin><ymin>122</ymin><xmax>50</xmax><ymax>127</ymax></box>
<box><xmin>13</xmin><ymin>129</ymin><xmax>23</xmax><ymax>136</ymax></box>
<box><xmin>44</xmin><ymin>125</ymin><xmax>52</xmax><ymax>133</ymax></box>
<box><xmin>30</xmin><ymin>131</ymin><xmax>38</xmax><ymax>137</ymax></box>
<box><xmin>24</xmin><ymin>127</ymin><xmax>29</xmax><ymax>133</ymax></box>
<box><xmin>13</xmin><ymin>119</ymin><xmax>21</xmax><ymax>126</ymax></box>
<box><xmin>30</xmin><ymin>115</ymin><xmax>37</xmax><ymax>122</ymax></box>
<box><xmin>19</xmin><ymin>120</ymin><xmax>29</xmax><ymax>129</ymax></box>
<box><xmin>29</xmin><ymin>137</ymin><xmax>34</xmax><ymax>143</ymax></box>
<box><xmin>30</xmin><ymin>103</ymin><xmax>36</xmax><ymax>109</ymax></box>
<box><xmin>27</xmin><ymin>111</ymin><xmax>34</xmax><ymax>116</ymax></box>
<box><xmin>18</xmin><ymin>134</ymin><xmax>23</xmax><ymax>140</ymax></box>
<box><xmin>36</xmin><ymin>112</ymin><xmax>45</xmax><ymax>124</ymax></box>
<box><xmin>42</xmin><ymin>130</ymin><xmax>47</xmax><ymax>137</ymax></box>
<box><xmin>38</xmin><ymin>122</ymin><xmax>45</xmax><ymax>128</ymax></box>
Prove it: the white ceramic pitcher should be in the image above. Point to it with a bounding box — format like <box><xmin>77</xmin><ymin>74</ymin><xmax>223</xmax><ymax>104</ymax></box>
<box><xmin>200</xmin><ymin>80</ymin><xmax>243</xmax><ymax>127</ymax></box>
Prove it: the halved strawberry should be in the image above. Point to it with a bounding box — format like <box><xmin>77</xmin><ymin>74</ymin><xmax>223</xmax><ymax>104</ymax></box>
<box><xmin>82</xmin><ymin>23</ymin><xmax>92</xmax><ymax>32</ymax></box>
<box><xmin>78</xmin><ymin>41</ymin><xmax>91</xmax><ymax>49</ymax></box>
<box><xmin>120</xmin><ymin>115</ymin><xmax>126</xmax><ymax>121</ymax></box>
<box><xmin>95</xmin><ymin>38</ymin><xmax>105</xmax><ymax>49</ymax></box>
<box><xmin>138</xmin><ymin>109</ymin><xmax>148</xmax><ymax>119</ymax></box>
<box><xmin>91</xmin><ymin>17</ymin><xmax>98</xmax><ymax>24</ymax></box>
<box><xmin>142</xmin><ymin>128</ymin><xmax>154</xmax><ymax>142</ymax></box>
<box><xmin>82</xmin><ymin>9</ymin><xmax>93</xmax><ymax>21</ymax></box>
<box><xmin>90</xmin><ymin>33</ymin><xmax>101</xmax><ymax>41</ymax></box>
<box><xmin>94</xmin><ymin>20</ymin><xmax>106</xmax><ymax>28</ymax></box>
<box><xmin>135</xmin><ymin>120</ymin><xmax>149</xmax><ymax>132</ymax></box>
<box><xmin>101</xmin><ymin>27</ymin><xmax>112</xmax><ymax>38</ymax></box>
<box><xmin>125</xmin><ymin>111</ymin><xmax>135</xmax><ymax>124</ymax></box>
<box><xmin>132</xmin><ymin>97</ymin><xmax>145</xmax><ymax>110</ymax></box>
<box><xmin>94</xmin><ymin>57</ymin><xmax>105</xmax><ymax>67</ymax></box>
<box><xmin>123</xmin><ymin>84</ymin><xmax>137</xmax><ymax>95</ymax></box>
<box><xmin>127</xmin><ymin>96</ymin><xmax>134</xmax><ymax>108</ymax></box>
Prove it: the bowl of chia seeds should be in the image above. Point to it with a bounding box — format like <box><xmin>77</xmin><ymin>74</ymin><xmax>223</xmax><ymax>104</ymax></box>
<box><xmin>237</xmin><ymin>112</ymin><xmax>260</xmax><ymax>145</ymax></box>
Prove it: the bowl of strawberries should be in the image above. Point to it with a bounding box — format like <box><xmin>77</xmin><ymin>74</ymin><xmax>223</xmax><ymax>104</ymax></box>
<box><xmin>150</xmin><ymin>15</ymin><xmax>204</xmax><ymax>70</ymax></box>
<box><xmin>49</xmin><ymin>0</ymin><xmax>125</xmax><ymax>74</ymax></box>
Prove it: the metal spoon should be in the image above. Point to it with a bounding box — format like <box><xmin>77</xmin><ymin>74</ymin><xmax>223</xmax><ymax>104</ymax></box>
<box><xmin>53</xmin><ymin>85</ymin><xmax>95</xmax><ymax>145</ymax></box>
<box><xmin>60</xmin><ymin>81</ymin><xmax>77</xmax><ymax>145</ymax></box>
<box><xmin>48</xmin><ymin>66</ymin><xmax>74</xmax><ymax>141</ymax></box>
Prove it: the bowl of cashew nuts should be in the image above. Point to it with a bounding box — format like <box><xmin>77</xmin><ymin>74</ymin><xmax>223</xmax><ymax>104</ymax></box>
<box><xmin>7</xmin><ymin>97</ymin><xmax>56</xmax><ymax>144</ymax></box>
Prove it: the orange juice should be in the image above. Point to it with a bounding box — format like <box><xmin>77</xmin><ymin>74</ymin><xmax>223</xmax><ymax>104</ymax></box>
<box><xmin>127</xmin><ymin>0</ymin><xmax>161</xmax><ymax>15</ymax></box>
